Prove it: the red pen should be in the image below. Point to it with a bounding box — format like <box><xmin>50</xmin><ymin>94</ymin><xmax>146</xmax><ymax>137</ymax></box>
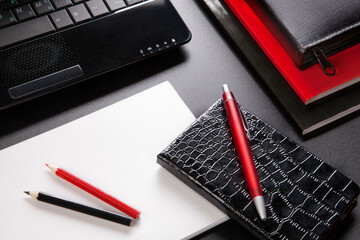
<box><xmin>222</xmin><ymin>84</ymin><xmax>267</xmax><ymax>221</ymax></box>
<box><xmin>46</xmin><ymin>164</ymin><xmax>141</xmax><ymax>219</ymax></box>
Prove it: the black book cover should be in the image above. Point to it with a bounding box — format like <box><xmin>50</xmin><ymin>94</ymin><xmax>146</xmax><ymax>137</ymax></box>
<box><xmin>157</xmin><ymin>99</ymin><xmax>360</xmax><ymax>240</ymax></box>
<box><xmin>245</xmin><ymin>0</ymin><xmax>360</xmax><ymax>70</ymax></box>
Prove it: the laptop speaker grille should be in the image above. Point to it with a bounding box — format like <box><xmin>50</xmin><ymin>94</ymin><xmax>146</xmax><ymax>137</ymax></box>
<box><xmin>0</xmin><ymin>34</ymin><xmax>77</xmax><ymax>89</ymax></box>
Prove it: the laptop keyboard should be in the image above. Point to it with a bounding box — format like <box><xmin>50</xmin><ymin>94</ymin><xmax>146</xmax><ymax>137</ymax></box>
<box><xmin>0</xmin><ymin>0</ymin><xmax>146</xmax><ymax>48</ymax></box>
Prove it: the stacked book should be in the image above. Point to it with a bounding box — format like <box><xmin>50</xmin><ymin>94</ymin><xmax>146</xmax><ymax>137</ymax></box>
<box><xmin>201</xmin><ymin>0</ymin><xmax>360</xmax><ymax>135</ymax></box>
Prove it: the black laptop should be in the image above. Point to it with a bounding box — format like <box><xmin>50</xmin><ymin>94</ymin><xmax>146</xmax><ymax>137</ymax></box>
<box><xmin>0</xmin><ymin>0</ymin><xmax>191</xmax><ymax>109</ymax></box>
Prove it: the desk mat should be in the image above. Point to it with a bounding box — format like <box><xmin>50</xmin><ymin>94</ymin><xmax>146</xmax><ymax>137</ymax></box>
<box><xmin>157</xmin><ymin>99</ymin><xmax>359</xmax><ymax>240</ymax></box>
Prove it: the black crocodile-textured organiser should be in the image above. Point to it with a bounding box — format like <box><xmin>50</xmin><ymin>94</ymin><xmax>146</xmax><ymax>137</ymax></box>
<box><xmin>157</xmin><ymin>99</ymin><xmax>360</xmax><ymax>240</ymax></box>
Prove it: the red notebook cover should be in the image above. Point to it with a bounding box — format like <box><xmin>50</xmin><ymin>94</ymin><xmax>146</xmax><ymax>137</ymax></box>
<box><xmin>223</xmin><ymin>0</ymin><xmax>360</xmax><ymax>105</ymax></box>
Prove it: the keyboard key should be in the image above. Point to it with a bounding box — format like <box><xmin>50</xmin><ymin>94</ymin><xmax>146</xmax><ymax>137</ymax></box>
<box><xmin>52</xmin><ymin>0</ymin><xmax>72</xmax><ymax>9</ymax></box>
<box><xmin>0</xmin><ymin>10</ymin><xmax>17</xmax><ymax>28</ymax></box>
<box><xmin>13</xmin><ymin>4</ymin><xmax>36</xmax><ymax>21</ymax></box>
<box><xmin>0</xmin><ymin>16</ymin><xmax>55</xmax><ymax>49</ymax></box>
<box><xmin>32</xmin><ymin>0</ymin><xmax>55</xmax><ymax>15</ymax></box>
<box><xmin>67</xmin><ymin>4</ymin><xmax>91</xmax><ymax>23</ymax></box>
<box><xmin>17</xmin><ymin>0</ymin><xmax>33</xmax><ymax>4</ymax></box>
<box><xmin>72</xmin><ymin>0</ymin><xmax>84</xmax><ymax>3</ymax></box>
<box><xmin>50</xmin><ymin>9</ymin><xmax>73</xmax><ymax>29</ymax></box>
<box><xmin>105</xmin><ymin>0</ymin><xmax>126</xmax><ymax>11</ymax></box>
<box><xmin>125</xmin><ymin>0</ymin><xmax>142</xmax><ymax>6</ymax></box>
<box><xmin>0</xmin><ymin>0</ymin><xmax>18</xmax><ymax>10</ymax></box>
<box><xmin>86</xmin><ymin>0</ymin><xmax>109</xmax><ymax>17</ymax></box>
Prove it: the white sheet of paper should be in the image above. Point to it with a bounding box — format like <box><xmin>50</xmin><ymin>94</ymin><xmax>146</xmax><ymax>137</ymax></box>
<box><xmin>0</xmin><ymin>81</ymin><xmax>228</xmax><ymax>240</ymax></box>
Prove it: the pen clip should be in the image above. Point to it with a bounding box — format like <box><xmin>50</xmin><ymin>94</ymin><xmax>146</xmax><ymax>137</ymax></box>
<box><xmin>238</xmin><ymin>104</ymin><xmax>250</xmax><ymax>139</ymax></box>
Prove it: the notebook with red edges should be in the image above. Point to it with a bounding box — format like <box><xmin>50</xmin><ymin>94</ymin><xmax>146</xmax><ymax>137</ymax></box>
<box><xmin>223</xmin><ymin>0</ymin><xmax>360</xmax><ymax>105</ymax></box>
<box><xmin>199</xmin><ymin>0</ymin><xmax>360</xmax><ymax>135</ymax></box>
<box><xmin>157</xmin><ymin>99</ymin><xmax>360</xmax><ymax>240</ymax></box>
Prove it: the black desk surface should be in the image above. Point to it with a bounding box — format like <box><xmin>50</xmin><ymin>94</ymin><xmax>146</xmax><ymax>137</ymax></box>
<box><xmin>0</xmin><ymin>1</ymin><xmax>358</xmax><ymax>239</ymax></box>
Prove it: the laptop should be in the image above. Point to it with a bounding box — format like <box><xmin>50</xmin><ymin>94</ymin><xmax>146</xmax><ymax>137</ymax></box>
<box><xmin>0</xmin><ymin>0</ymin><xmax>191</xmax><ymax>109</ymax></box>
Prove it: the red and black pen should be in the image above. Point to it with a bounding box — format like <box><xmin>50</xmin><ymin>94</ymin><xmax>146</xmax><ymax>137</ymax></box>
<box><xmin>222</xmin><ymin>84</ymin><xmax>267</xmax><ymax>221</ymax></box>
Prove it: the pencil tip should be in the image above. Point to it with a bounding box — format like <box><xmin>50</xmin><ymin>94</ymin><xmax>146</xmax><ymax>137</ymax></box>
<box><xmin>45</xmin><ymin>164</ymin><xmax>58</xmax><ymax>173</ymax></box>
<box><xmin>24</xmin><ymin>191</ymin><xmax>30</xmax><ymax>195</ymax></box>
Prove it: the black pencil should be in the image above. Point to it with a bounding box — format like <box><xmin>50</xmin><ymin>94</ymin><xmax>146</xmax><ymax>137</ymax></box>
<box><xmin>24</xmin><ymin>191</ymin><xmax>132</xmax><ymax>226</ymax></box>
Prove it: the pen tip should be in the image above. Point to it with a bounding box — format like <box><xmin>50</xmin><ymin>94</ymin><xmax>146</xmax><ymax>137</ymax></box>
<box><xmin>24</xmin><ymin>191</ymin><xmax>30</xmax><ymax>195</ymax></box>
<box><xmin>253</xmin><ymin>196</ymin><xmax>267</xmax><ymax>221</ymax></box>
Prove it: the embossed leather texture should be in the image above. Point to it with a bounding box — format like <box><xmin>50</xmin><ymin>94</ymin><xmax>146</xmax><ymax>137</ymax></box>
<box><xmin>246</xmin><ymin>0</ymin><xmax>360</xmax><ymax>70</ymax></box>
<box><xmin>157</xmin><ymin>100</ymin><xmax>360</xmax><ymax>240</ymax></box>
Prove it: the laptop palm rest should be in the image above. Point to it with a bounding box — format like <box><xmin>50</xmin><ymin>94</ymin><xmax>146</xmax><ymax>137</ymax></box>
<box><xmin>8</xmin><ymin>65</ymin><xmax>83</xmax><ymax>99</ymax></box>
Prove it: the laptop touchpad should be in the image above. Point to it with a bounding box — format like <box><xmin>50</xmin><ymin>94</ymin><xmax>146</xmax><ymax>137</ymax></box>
<box><xmin>8</xmin><ymin>65</ymin><xmax>83</xmax><ymax>99</ymax></box>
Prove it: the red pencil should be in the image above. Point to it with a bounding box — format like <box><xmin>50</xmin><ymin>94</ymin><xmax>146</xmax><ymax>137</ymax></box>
<box><xmin>46</xmin><ymin>164</ymin><xmax>141</xmax><ymax>219</ymax></box>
